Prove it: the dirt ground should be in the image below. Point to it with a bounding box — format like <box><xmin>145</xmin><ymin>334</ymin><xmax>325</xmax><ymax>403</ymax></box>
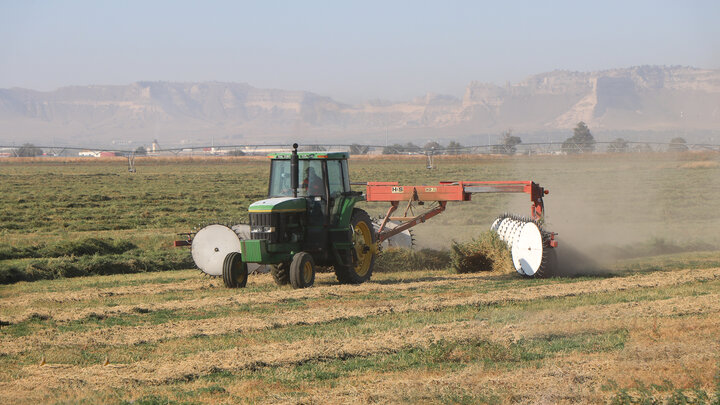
<box><xmin>1</xmin><ymin>266</ymin><xmax>718</xmax><ymax>404</ymax></box>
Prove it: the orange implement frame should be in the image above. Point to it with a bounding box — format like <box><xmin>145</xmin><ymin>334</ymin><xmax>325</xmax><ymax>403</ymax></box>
<box><xmin>363</xmin><ymin>181</ymin><xmax>549</xmax><ymax>243</ymax></box>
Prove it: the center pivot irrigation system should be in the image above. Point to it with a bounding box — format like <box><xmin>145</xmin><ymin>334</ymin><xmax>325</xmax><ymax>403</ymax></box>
<box><xmin>175</xmin><ymin>144</ymin><xmax>558</xmax><ymax>288</ymax></box>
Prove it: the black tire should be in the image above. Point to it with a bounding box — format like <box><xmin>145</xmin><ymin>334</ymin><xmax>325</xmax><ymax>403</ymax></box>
<box><xmin>290</xmin><ymin>252</ymin><xmax>315</xmax><ymax>289</ymax></box>
<box><xmin>222</xmin><ymin>252</ymin><xmax>248</xmax><ymax>288</ymax></box>
<box><xmin>270</xmin><ymin>262</ymin><xmax>290</xmax><ymax>285</ymax></box>
<box><xmin>334</xmin><ymin>208</ymin><xmax>376</xmax><ymax>284</ymax></box>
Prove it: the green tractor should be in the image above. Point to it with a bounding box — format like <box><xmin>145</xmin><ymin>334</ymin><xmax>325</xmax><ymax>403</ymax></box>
<box><xmin>182</xmin><ymin>143</ymin><xmax>380</xmax><ymax>289</ymax></box>
<box><xmin>179</xmin><ymin>144</ymin><xmax>558</xmax><ymax>287</ymax></box>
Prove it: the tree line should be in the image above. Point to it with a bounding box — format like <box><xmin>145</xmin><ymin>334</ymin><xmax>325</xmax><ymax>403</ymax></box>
<box><xmin>559</xmin><ymin>121</ymin><xmax>688</xmax><ymax>153</ymax></box>
<box><xmin>353</xmin><ymin>121</ymin><xmax>690</xmax><ymax>155</ymax></box>
<box><xmin>7</xmin><ymin>125</ymin><xmax>695</xmax><ymax>157</ymax></box>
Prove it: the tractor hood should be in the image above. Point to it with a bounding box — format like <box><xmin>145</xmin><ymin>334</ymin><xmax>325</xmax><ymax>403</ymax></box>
<box><xmin>248</xmin><ymin>197</ymin><xmax>307</xmax><ymax>213</ymax></box>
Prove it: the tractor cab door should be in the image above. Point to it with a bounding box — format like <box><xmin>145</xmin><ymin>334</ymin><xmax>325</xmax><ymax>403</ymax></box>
<box><xmin>299</xmin><ymin>160</ymin><xmax>328</xmax><ymax>252</ymax></box>
<box><xmin>326</xmin><ymin>159</ymin><xmax>350</xmax><ymax>226</ymax></box>
<box><xmin>300</xmin><ymin>159</ymin><xmax>350</xmax><ymax>257</ymax></box>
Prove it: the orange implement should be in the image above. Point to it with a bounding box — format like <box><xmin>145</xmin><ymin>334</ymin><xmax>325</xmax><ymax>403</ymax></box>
<box><xmin>361</xmin><ymin>181</ymin><xmax>549</xmax><ymax>243</ymax></box>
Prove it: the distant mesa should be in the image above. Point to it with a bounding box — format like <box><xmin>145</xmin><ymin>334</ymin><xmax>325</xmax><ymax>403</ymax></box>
<box><xmin>0</xmin><ymin>65</ymin><xmax>718</xmax><ymax>145</ymax></box>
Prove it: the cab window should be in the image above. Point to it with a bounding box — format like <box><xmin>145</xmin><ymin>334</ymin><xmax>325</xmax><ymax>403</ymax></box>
<box><xmin>269</xmin><ymin>160</ymin><xmax>292</xmax><ymax>197</ymax></box>
<box><xmin>327</xmin><ymin>160</ymin><xmax>345</xmax><ymax>197</ymax></box>
<box><xmin>341</xmin><ymin>160</ymin><xmax>350</xmax><ymax>192</ymax></box>
<box><xmin>299</xmin><ymin>160</ymin><xmax>324</xmax><ymax>196</ymax></box>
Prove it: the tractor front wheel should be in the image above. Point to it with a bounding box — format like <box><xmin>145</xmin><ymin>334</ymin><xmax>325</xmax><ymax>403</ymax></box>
<box><xmin>271</xmin><ymin>262</ymin><xmax>290</xmax><ymax>285</ymax></box>
<box><xmin>335</xmin><ymin>209</ymin><xmax>376</xmax><ymax>284</ymax></box>
<box><xmin>222</xmin><ymin>252</ymin><xmax>248</xmax><ymax>288</ymax></box>
<box><xmin>290</xmin><ymin>252</ymin><xmax>315</xmax><ymax>289</ymax></box>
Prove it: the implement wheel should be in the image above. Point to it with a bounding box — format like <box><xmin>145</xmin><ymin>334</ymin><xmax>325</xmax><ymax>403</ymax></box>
<box><xmin>290</xmin><ymin>252</ymin><xmax>315</xmax><ymax>289</ymax></box>
<box><xmin>222</xmin><ymin>252</ymin><xmax>248</xmax><ymax>288</ymax></box>
<box><xmin>335</xmin><ymin>208</ymin><xmax>376</xmax><ymax>284</ymax></box>
<box><xmin>270</xmin><ymin>262</ymin><xmax>290</xmax><ymax>285</ymax></box>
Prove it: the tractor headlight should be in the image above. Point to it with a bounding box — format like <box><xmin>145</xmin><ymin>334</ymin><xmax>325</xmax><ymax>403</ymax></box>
<box><xmin>251</xmin><ymin>226</ymin><xmax>275</xmax><ymax>234</ymax></box>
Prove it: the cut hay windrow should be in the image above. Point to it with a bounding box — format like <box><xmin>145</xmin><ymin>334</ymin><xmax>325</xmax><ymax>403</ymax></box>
<box><xmin>307</xmin><ymin>316</ymin><xmax>720</xmax><ymax>404</ymax></box>
<box><xmin>2</xmin><ymin>300</ymin><xmax>719</xmax><ymax>403</ymax></box>
<box><xmin>6</xmin><ymin>265</ymin><xmax>719</xmax><ymax>326</ymax></box>
<box><xmin>2</xmin><ymin>268</ymin><xmax>719</xmax><ymax>357</ymax></box>
<box><xmin>0</xmin><ymin>271</ymin><xmax>496</xmax><ymax>324</ymax></box>
<box><xmin>0</xmin><ymin>278</ymin><xmax>208</xmax><ymax>309</ymax></box>
<box><xmin>2</xmin><ymin>285</ymin><xmax>718</xmax><ymax>359</ymax></box>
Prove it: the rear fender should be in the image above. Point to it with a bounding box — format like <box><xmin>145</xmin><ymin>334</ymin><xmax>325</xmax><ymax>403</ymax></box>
<box><xmin>335</xmin><ymin>195</ymin><xmax>362</xmax><ymax>228</ymax></box>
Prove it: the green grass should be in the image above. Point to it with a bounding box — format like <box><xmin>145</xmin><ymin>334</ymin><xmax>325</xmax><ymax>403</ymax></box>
<box><xmin>607</xmin><ymin>376</ymin><xmax>720</xmax><ymax>405</ymax></box>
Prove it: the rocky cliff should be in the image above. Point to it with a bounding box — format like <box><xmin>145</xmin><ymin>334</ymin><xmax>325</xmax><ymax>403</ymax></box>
<box><xmin>1</xmin><ymin>65</ymin><xmax>718</xmax><ymax>145</ymax></box>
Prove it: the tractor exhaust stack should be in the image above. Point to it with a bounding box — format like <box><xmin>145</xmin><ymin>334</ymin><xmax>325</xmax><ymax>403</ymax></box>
<box><xmin>290</xmin><ymin>143</ymin><xmax>299</xmax><ymax>198</ymax></box>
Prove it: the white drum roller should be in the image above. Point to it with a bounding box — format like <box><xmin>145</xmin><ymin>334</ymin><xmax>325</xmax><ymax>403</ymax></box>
<box><xmin>495</xmin><ymin>216</ymin><xmax>525</xmax><ymax>250</ymax></box>
<box><xmin>490</xmin><ymin>217</ymin><xmax>502</xmax><ymax>232</ymax></box>
<box><xmin>191</xmin><ymin>224</ymin><xmax>264</xmax><ymax>276</ymax></box>
<box><xmin>490</xmin><ymin>215</ymin><xmax>553</xmax><ymax>277</ymax></box>
<box><xmin>511</xmin><ymin>222</ymin><xmax>545</xmax><ymax>277</ymax></box>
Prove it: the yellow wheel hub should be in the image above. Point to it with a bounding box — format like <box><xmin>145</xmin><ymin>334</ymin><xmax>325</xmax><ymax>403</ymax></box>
<box><xmin>353</xmin><ymin>222</ymin><xmax>373</xmax><ymax>277</ymax></box>
<box><xmin>303</xmin><ymin>261</ymin><xmax>313</xmax><ymax>284</ymax></box>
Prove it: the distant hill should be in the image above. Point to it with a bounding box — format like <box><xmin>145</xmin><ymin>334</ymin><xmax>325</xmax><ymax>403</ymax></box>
<box><xmin>1</xmin><ymin>65</ymin><xmax>718</xmax><ymax>147</ymax></box>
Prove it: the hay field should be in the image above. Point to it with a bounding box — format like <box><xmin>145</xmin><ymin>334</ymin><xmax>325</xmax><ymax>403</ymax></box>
<box><xmin>1</xmin><ymin>153</ymin><xmax>720</xmax><ymax>403</ymax></box>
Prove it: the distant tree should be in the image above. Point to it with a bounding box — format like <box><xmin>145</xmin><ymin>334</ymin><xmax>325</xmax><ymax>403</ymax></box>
<box><xmin>228</xmin><ymin>149</ymin><xmax>246</xmax><ymax>156</ymax></box>
<box><xmin>607</xmin><ymin>138</ymin><xmax>629</xmax><ymax>153</ymax></box>
<box><xmin>446</xmin><ymin>141</ymin><xmax>463</xmax><ymax>155</ymax></box>
<box><xmin>668</xmin><ymin>137</ymin><xmax>688</xmax><ymax>152</ymax></box>
<box><xmin>134</xmin><ymin>146</ymin><xmax>147</xmax><ymax>156</ymax></box>
<box><xmin>404</xmin><ymin>142</ymin><xmax>421</xmax><ymax>153</ymax></box>
<box><xmin>561</xmin><ymin>122</ymin><xmax>595</xmax><ymax>154</ymax></box>
<box><xmin>17</xmin><ymin>143</ymin><xmax>43</xmax><ymax>157</ymax></box>
<box><xmin>493</xmin><ymin>130</ymin><xmax>522</xmax><ymax>155</ymax></box>
<box><xmin>423</xmin><ymin>141</ymin><xmax>441</xmax><ymax>151</ymax></box>
<box><xmin>382</xmin><ymin>143</ymin><xmax>404</xmax><ymax>154</ymax></box>
<box><xmin>633</xmin><ymin>143</ymin><xmax>654</xmax><ymax>153</ymax></box>
<box><xmin>382</xmin><ymin>142</ymin><xmax>422</xmax><ymax>154</ymax></box>
<box><xmin>349</xmin><ymin>144</ymin><xmax>369</xmax><ymax>155</ymax></box>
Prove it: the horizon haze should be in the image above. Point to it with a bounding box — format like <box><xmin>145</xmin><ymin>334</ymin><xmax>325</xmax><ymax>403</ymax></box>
<box><xmin>1</xmin><ymin>1</ymin><xmax>719</xmax><ymax>103</ymax></box>
<box><xmin>1</xmin><ymin>65</ymin><xmax>719</xmax><ymax>147</ymax></box>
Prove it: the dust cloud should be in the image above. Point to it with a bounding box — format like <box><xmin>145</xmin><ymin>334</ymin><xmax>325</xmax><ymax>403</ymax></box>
<box><xmin>408</xmin><ymin>152</ymin><xmax>720</xmax><ymax>277</ymax></box>
<box><xmin>514</xmin><ymin>152</ymin><xmax>720</xmax><ymax>276</ymax></box>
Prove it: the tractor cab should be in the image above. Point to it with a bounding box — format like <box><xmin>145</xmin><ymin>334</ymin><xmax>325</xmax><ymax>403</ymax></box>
<box><xmin>262</xmin><ymin>151</ymin><xmax>353</xmax><ymax>254</ymax></box>
<box><xmin>267</xmin><ymin>151</ymin><xmax>350</xmax><ymax>199</ymax></box>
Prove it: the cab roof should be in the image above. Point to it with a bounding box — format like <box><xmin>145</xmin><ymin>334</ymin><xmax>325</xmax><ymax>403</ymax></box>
<box><xmin>268</xmin><ymin>151</ymin><xmax>349</xmax><ymax>159</ymax></box>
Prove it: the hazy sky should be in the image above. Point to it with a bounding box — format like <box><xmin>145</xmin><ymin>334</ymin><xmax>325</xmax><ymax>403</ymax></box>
<box><xmin>1</xmin><ymin>0</ymin><xmax>718</xmax><ymax>103</ymax></box>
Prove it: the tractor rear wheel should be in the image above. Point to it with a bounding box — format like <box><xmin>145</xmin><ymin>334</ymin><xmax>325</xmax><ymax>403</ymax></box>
<box><xmin>222</xmin><ymin>252</ymin><xmax>248</xmax><ymax>288</ymax></box>
<box><xmin>335</xmin><ymin>208</ymin><xmax>376</xmax><ymax>284</ymax></box>
<box><xmin>290</xmin><ymin>252</ymin><xmax>315</xmax><ymax>289</ymax></box>
<box><xmin>271</xmin><ymin>262</ymin><xmax>290</xmax><ymax>285</ymax></box>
